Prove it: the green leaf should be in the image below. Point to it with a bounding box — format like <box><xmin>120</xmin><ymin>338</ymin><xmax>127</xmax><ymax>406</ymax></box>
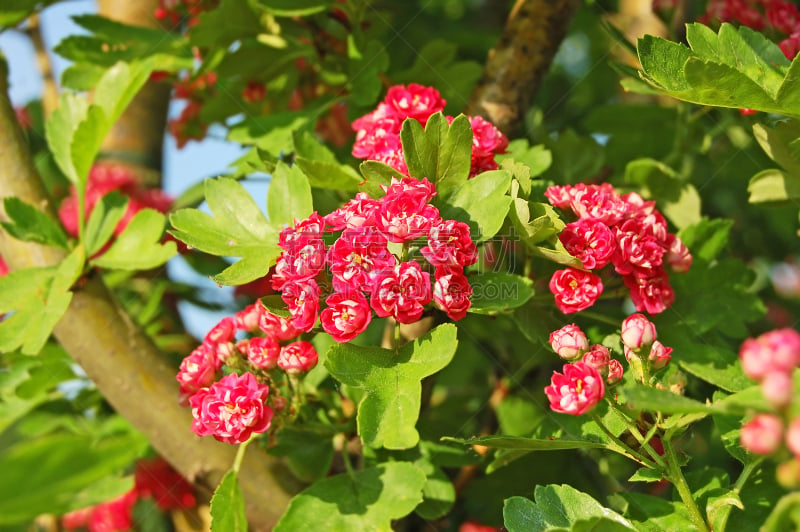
<box><xmin>629</xmin><ymin>468</ymin><xmax>665</xmax><ymax>483</ymax></box>
<box><xmin>637</xmin><ymin>24</ymin><xmax>800</xmax><ymax>116</ymax></box>
<box><xmin>504</xmin><ymin>485</ymin><xmax>637</xmax><ymax>532</ymax></box>
<box><xmin>468</xmin><ymin>272</ymin><xmax>534</xmax><ymax>314</ymax></box>
<box><xmin>325</xmin><ymin>324</ymin><xmax>458</xmax><ymax>449</ymax></box>
<box><xmin>444</xmin><ymin>435</ymin><xmax>605</xmax><ymax>451</ymax></box>
<box><xmin>752</xmin><ymin>119</ymin><xmax>800</xmax><ymax>174</ymax></box>
<box><xmin>294</xmin><ymin>157</ymin><xmax>363</xmax><ymax>192</ymax></box>
<box><xmin>267</xmin><ymin>162</ymin><xmax>313</xmax><ymax>227</ymax></box>
<box><xmin>274</xmin><ymin>462</ymin><xmax>426</xmax><ymax>532</ymax></box>
<box><xmin>347</xmin><ymin>39</ymin><xmax>390</xmax><ymax>105</ymax></box>
<box><xmin>169</xmin><ymin>177</ymin><xmax>280</xmax><ymax>285</ymax></box>
<box><xmin>0</xmin><ymin>0</ymin><xmax>60</xmax><ymax>29</ymax></box>
<box><xmin>400</xmin><ymin>112</ymin><xmax>473</xmax><ymax>196</ymax></box>
<box><xmin>93</xmin><ymin>60</ymin><xmax>155</xmax><ymax>125</ymax></box>
<box><xmin>91</xmin><ymin>209</ymin><xmax>176</xmax><ymax>271</ymax></box>
<box><xmin>612</xmin><ymin>492</ymin><xmax>695</xmax><ymax>531</ymax></box>
<box><xmin>439</xmin><ymin>169</ymin><xmax>512</xmax><ymax>242</ymax></box>
<box><xmin>83</xmin><ymin>191</ymin><xmax>129</xmax><ymax>256</ymax></box>
<box><xmin>191</xmin><ymin>0</ymin><xmax>262</xmax><ymax>48</ymax></box>
<box><xmin>210</xmin><ymin>470</ymin><xmax>247</xmax><ymax>532</ymax></box>
<box><xmin>543</xmin><ymin>130</ymin><xmax>604</xmax><ymax>184</ymax></box>
<box><xmin>359</xmin><ymin>161</ymin><xmax>403</xmax><ymax>197</ymax></box>
<box><xmin>269</xmin><ymin>426</ymin><xmax>335</xmax><ymax>483</ymax></box>
<box><xmin>46</xmin><ymin>93</ymin><xmax>90</xmax><ymax>184</ymax></box>
<box><xmin>624</xmin><ymin>158</ymin><xmax>701</xmax><ymax>230</ymax></box>
<box><xmin>1</xmin><ymin>197</ymin><xmax>68</xmax><ymax>249</ymax></box>
<box><xmin>228</xmin><ymin>111</ymin><xmax>314</xmax><ymax>155</ymax></box>
<box><xmin>258</xmin><ymin>0</ymin><xmax>334</xmax><ymax>16</ymax></box>
<box><xmin>748</xmin><ymin>169</ymin><xmax>800</xmax><ymax>203</ymax></box>
<box><xmin>496</xmin><ymin>140</ymin><xmax>553</xmax><ymax>179</ymax></box>
<box><xmin>0</xmin><ymin>432</ymin><xmax>146</xmax><ymax>524</ymax></box>
<box><xmin>619</xmin><ymin>384</ymin><xmax>711</xmax><ymax>415</ymax></box>
<box><xmin>678</xmin><ymin>218</ymin><xmax>733</xmax><ymax>262</ymax></box>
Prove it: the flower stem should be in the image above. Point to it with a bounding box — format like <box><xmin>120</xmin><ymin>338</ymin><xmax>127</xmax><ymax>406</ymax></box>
<box><xmin>605</xmin><ymin>399</ymin><xmax>667</xmax><ymax>469</ymax></box>
<box><xmin>714</xmin><ymin>457</ymin><xmax>764</xmax><ymax>532</ymax></box>
<box><xmin>589</xmin><ymin>412</ymin><xmax>659</xmax><ymax>469</ymax></box>
<box><xmin>233</xmin><ymin>435</ymin><xmax>254</xmax><ymax>474</ymax></box>
<box><xmin>393</xmin><ymin>320</ymin><xmax>401</xmax><ymax>353</ymax></box>
<box><xmin>662</xmin><ymin>438</ymin><xmax>709</xmax><ymax>532</ymax></box>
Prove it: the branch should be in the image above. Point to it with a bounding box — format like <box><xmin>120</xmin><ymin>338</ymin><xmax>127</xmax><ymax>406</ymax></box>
<box><xmin>23</xmin><ymin>15</ymin><xmax>59</xmax><ymax>118</ymax></box>
<box><xmin>96</xmin><ymin>0</ymin><xmax>173</xmax><ymax>188</ymax></box>
<box><xmin>0</xmin><ymin>71</ymin><xmax>300</xmax><ymax>532</ymax></box>
<box><xmin>465</xmin><ymin>0</ymin><xmax>581</xmax><ymax>137</ymax></box>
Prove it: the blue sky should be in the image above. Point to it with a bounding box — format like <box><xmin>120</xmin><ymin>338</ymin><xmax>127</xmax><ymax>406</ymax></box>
<box><xmin>0</xmin><ymin>1</ymin><xmax>261</xmax><ymax>339</ymax></box>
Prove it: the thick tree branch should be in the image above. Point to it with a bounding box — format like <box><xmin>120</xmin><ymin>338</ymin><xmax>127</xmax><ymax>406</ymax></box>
<box><xmin>465</xmin><ymin>0</ymin><xmax>581</xmax><ymax>137</ymax></box>
<box><xmin>96</xmin><ymin>0</ymin><xmax>173</xmax><ymax>188</ymax></box>
<box><xmin>0</xmin><ymin>74</ymin><xmax>299</xmax><ymax>532</ymax></box>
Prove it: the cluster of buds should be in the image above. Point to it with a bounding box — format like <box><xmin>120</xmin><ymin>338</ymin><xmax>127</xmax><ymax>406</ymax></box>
<box><xmin>545</xmin><ymin>314</ymin><xmax>673</xmax><ymax>415</ymax></box>
<box><xmin>62</xmin><ymin>457</ymin><xmax>195</xmax><ymax>532</ymax></box>
<box><xmin>621</xmin><ymin>313</ymin><xmax>673</xmax><ymax>381</ymax></box>
<box><xmin>352</xmin><ymin>84</ymin><xmax>509</xmax><ymax>177</ymax></box>
<box><xmin>545</xmin><ymin>183</ymin><xmax>692</xmax><ymax>315</ymax></box>
<box><xmin>545</xmin><ymin>324</ymin><xmax>624</xmax><ymax>416</ymax></box>
<box><xmin>168</xmin><ymin>72</ymin><xmax>217</xmax><ymax>148</ymax></box>
<box><xmin>177</xmin><ymin>303</ymin><xmax>319</xmax><ymax>445</ymax></box>
<box><xmin>737</xmin><ymin>329</ymin><xmax>800</xmax><ymax>487</ymax></box>
<box><xmin>154</xmin><ymin>0</ymin><xmax>218</xmax><ymax>27</ymax></box>
<box><xmin>272</xmin><ymin>176</ymin><xmax>478</xmax><ymax>339</ymax></box>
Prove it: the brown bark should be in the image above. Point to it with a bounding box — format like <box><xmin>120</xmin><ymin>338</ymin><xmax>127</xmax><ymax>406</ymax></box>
<box><xmin>96</xmin><ymin>0</ymin><xmax>173</xmax><ymax>188</ymax></box>
<box><xmin>24</xmin><ymin>15</ymin><xmax>59</xmax><ymax>119</ymax></box>
<box><xmin>0</xmin><ymin>72</ymin><xmax>299</xmax><ymax>532</ymax></box>
<box><xmin>465</xmin><ymin>0</ymin><xmax>581</xmax><ymax>138</ymax></box>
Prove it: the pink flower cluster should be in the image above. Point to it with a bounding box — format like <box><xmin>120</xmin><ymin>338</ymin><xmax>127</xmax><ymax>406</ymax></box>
<box><xmin>59</xmin><ymin>162</ymin><xmax>173</xmax><ymax>241</ymax></box>
<box><xmin>545</xmin><ymin>324</ymin><xmax>625</xmax><ymax>415</ymax></box>
<box><xmin>352</xmin><ymin>84</ymin><xmax>509</xmax><ymax>177</ymax></box>
<box><xmin>270</xmin><ymin>176</ymin><xmax>477</xmax><ymax>336</ymax></box>
<box><xmin>546</xmin><ymin>183</ymin><xmax>692</xmax><ymax>315</ymax></box>
<box><xmin>177</xmin><ymin>302</ymin><xmax>320</xmax><ymax>444</ymax></box>
<box><xmin>62</xmin><ymin>457</ymin><xmax>195</xmax><ymax>532</ymax></box>
<box><xmin>738</xmin><ymin>330</ymin><xmax>800</xmax><ymax>469</ymax></box>
<box><xmin>698</xmin><ymin>0</ymin><xmax>800</xmax><ymax>59</ymax></box>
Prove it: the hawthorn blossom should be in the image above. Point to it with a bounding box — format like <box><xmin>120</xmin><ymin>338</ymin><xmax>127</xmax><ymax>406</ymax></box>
<box><xmin>324</xmin><ymin>193</ymin><xmax>381</xmax><ymax>230</ymax></box>
<box><xmin>239</xmin><ymin>337</ymin><xmax>281</xmax><ymax>370</ymax></box>
<box><xmin>134</xmin><ymin>457</ymin><xmax>196</xmax><ymax>510</ymax></box>
<box><xmin>624</xmin><ymin>272</ymin><xmax>675</xmax><ymax>315</ymax></box>
<box><xmin>468</xmin><ymin>115</ymin><xmax>509</xmax><ymax>175</ymax></box>
<box><xmin>549</xmin><ymin>268</ymin><xmax>604</xmax><ymax>314</ymax></box>
<box><xmin>548</xmin><ymin>324</ymin><xmax>589</xmax><ymax>360</ymax></box>
<box><xmin>258</xmin><ymin>310</ymin><xmax>300</xmax><ymax>342</ymax></box>
<box><xmin>621</xmin><ymin>313</ymin><xmax>657</xmax><ymax>351</ymax></box>
<box><xmin>544</xmin><ymin>362</ymin><xmax>605</xmax><ymax>415</ymax></box>
<box><xmin>740</xmin><ymin>414</ymin><xmax>784</xmax><ymax>455</ymax></box>
<box><xmin>278</xmin><ymin>341</ymin><xmax>319</xmax><ymax>374</ymax></box>
<box><xmin>761</xmin><ymin>370</ymin><xmax>793</xmax><ymax>408</ymax></box>
<box><xmin>433</xmin><ymin>270</ymin><xmax>473</xmax><ymax>321</ymax></box>
<box><xmin>384</xmin><ymin>83</ymin><xmax>446</xmax><ymax>124</ymax></box>
<box><xmin>559</xmin><ymin>219</ymin><xmax>615</xmax><ymax>270</ymax></box>
<box><xmin>176</xmin><ymin>344</ymin><xmax>220</xmax><ymax>398</ymax></box>
<box><xmin>421</xmin><ymin>219</ymin><xmax>478</xmax><ymax>268</ymax></box>
<box><xmin>190</xmin><ymin>372</ymin><xmax>273</xmax><ymax>444</ymax></box>
<box><xmin>327</xmin><ymin>227</ymin><xmax>396</xmax><ymax>292</ymax></box>
<box><xmin>739</xmin><ymin>328</ymin><xmax>800</xmax><ymax>381</ymax></box>
<box><xmin>787</xmin><ymin>416</ymin><xmax>800</xmax><ymax>458</ymax></box>
<box><xmin>376</xmin><ymin>185</ymin><xmax>440</xmax><ymax>243</ymax></box>
<box><xmin>321</xmin><ymin>291</ymin><xmax>373</xmax><ymax>342</ymax></box>
<box><xmin>281</xmin><ymin>279</ymin><xmax>321</xmax><ymax>332</ymax></box>
<box><xmin>582</xmin><ymin>345</ymin><xmax>611</xmax><ymax>377</ymax></box>
<box><xmin>648</xmin><ymin>340</ymin><xmax>673</xmax><ymax>370</ymax></box>
<box><xmin>371</xmin><ymin>261</ymin><xmax>432</xmax><ymax>323</ymax></box>
<box><xmin>606</xmin><ymin>359</ymin><xmax>624</xmax><ymax>385</ymax></box>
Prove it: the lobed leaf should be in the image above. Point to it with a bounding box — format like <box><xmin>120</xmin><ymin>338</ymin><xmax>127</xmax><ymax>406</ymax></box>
<box><xmin>210</xmin><ymin>470</ymin><xmax>247</xmax><ymax>532</ymax></box>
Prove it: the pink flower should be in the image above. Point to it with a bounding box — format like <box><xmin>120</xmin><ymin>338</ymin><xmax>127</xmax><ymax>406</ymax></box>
<box><xmin>786</xmin><ymin>416</ymin><xmax>800</xmax><ymax>458</ymax></box>
<box><xmin>327</xmin><ymin>227</ymin><xmax>396</xmax><ymax>292</ymax></box>
<box><xmin>761</xmin><ymin>370</ymin><xmax>793</xmax><ymax>408</ymax></box>
<box><xmin>421</xmin><ymin>219</ymin><xmax>478</xmax><ymax>269</ymax></box>
<box><xmin>567</xmin><ymin>183</ymin><xmax>627</xmax><ymax>225</ymax></box>
<box><xmin>766</xmin><ymin>0</ymin><xmax>799</xmax><ymax>34</ymax></box>
<box><xmin>278</xmin><ymin>341</ymin><xmax>319</xmax><ymax>374</ymax></box>
<box><xmin>324</xmin><ymin>193</ymin><xmax>381</xmax><ymax>230</ymax></box>
<box><xmin>606</xmin><ymin>359</ymin><xmax>624</xmax><ymax>385</ymax></box>
<box><xmin>544</xmin><ymin>185</ymin><xmax>574</xmax><ymax>209</ymax></box>
<box><xmin>259</xmin><ymin>311</ymin><xmax>300</xmax><ymax>342</ymax></box>
<box><xmin>665</xmin><ymin>235</ymin><xmax>693</xmax><ymax>274</ymax></box>
<box><xmin>621</xmin><ymin>313</ymin><xmax>657</xmax><ymax>351</ymax></box>
<box><xmin>240</xmin><ymin>337</ymin><xmax>281</xmax><ymax>370</ymax></box>
<box><xmin>739</xmin><ymin>328</ymin><xmax>800</xmax><ymax>381</ymax></box>
<box><xmin>321</xmin><ymin>291</ymin><xmax>373</xmax><ymax>342</ymax></box>
<box><xmin>582</xmin><ymin>345</ymin><xmax>611</xmax><ymax>377</ymax></box>
<box><xmin>371</xmin><ymin>261</ymin><xmax>432</xmax><ymax>324</ymax></box>
<box><xmin>203</xmin><ymin>316</ymin><xmax>236</xmax><ymax>347</ymax></box>
<box><xmin>468</xmin><ymin>115</ymin><xmax>508</xmax><ymax>175</ymax></box>
<box><xmin>177</xmin><ymin>344</ymin><xmax>220</xmax><ymax>398</ymax></box>
<box><xmin>381</xmin><ymin>176</ymin><xmax>437</xmax><ymax>202</ymax></box>
<box><xmin>780</xmin><ymin>32</ymin><xmax>800</xmax><ymax>60</ymax></box>
<box><xmin>62</xmin><ymin>507</ymin><xmax>94</xmax><ymax>530</ymax></box>
<box><xmin>740</xmin><ymin>414</ymin><xmax>784</xmax><ymax>455</ymax></box>
<box><xmin>190</xmin><ymin>372</ymin><xmax>273</xmax><ymax>444</ymax></box>
<box><xmin>235</xmin><ymin>303</ymin><xmax>264</xmax><ymax>332</ymax></box>
<box><xmin>548</xmin><ymin>324</ymin><xmax>589</xmax><ymax>360</ymax></box>
<box><xmin>612</xmin><ymin>215</ymin><xmax>668</xmax><ymax>277</ymax></box>
<box><xmin>624</xmin><ymin>272</ymin><xmax>675</xmax><ymax>315</ymax></box>
<box><xmin>648</xmin><ymin>340</ymin><xmax>672</xmax><ymax>370</ymax></box>
<box><xmin>274</xmin><ymin>237</ymin><xmax>326</xmax><ymax>284</ymax></box>
<box><xmin>384</xmin><ymin>83</ymin><xmax>445</xmax><ymax>124</ymax></box>
<box><xmin>281</xmin><ymin>279</ymin><xmax>321</xmax><ymax>332</ymax></box>
<box><xmin>559</xmin><ymin>219</ymin><xmax>615</xmax><ymax>270</ymax></box>
<box><xmin>87</xmin><ymin>489</ymin><xmax>138</xmax><ymax>532</ymax></box>
<box><xmin>549</xmin><ymin>268</ymin><xmax>604</xmax><ymax>314</ymax></box>
<box><xmin>544</xmin><ymin>362</ymin><xmax>605</xmax><ymax>415</ymax></box>
<box><xmin>134</xmin><ymin>457</ymin><xmax>196</xmax><ymax>510</ymax></box>
<box><xmin>376</xmin><ymin>186</ymin><xmax>440</xmax><ymax>243</ymax></box>
<box><xmin>433</xmin><ymin>270</ymin><xmax>472</xmax><ymax>320</ymax></box>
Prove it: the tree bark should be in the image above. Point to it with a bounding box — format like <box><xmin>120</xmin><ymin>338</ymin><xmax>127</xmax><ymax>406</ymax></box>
<box><xmin>465</xmin><ymin>0</ymin><xmax>581</xmax><ymax>138</ymax></box>
<box><xmin>0</xmin><ymin>69</ymin><xmax>299</xmax><ymax>532</ymax></box>
<box><xmin>96</xmin><ymin>0</ymin><xmax>173</xmax><ymax>188</ymax></box>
